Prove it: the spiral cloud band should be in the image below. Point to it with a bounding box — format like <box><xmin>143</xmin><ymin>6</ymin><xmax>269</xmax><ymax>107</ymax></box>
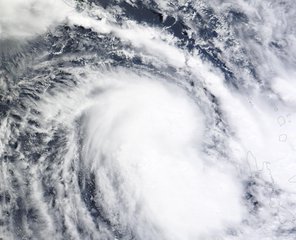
<box><xmin>1</xmin><ymin>0</ymin><xmax>296</xmax><ymax>239</ymax></box>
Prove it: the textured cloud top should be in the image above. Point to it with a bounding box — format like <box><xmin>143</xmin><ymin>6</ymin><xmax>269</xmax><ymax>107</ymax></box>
<box><xmin>0</xmin><ymin>0</ymin><xmax>72</xmax><ymax>39</ymax></box>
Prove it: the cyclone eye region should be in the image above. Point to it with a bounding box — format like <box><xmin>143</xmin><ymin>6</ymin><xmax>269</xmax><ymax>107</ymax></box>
<box><xmin>80</xmin><ymin>74</ymin><xmax>243</xmax><ymax>240</ymax></box>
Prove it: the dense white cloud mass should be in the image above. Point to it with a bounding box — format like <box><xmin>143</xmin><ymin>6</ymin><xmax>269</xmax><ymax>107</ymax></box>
<box><xmin>81</xmin><ymin>73</ymin><xmax>243</xmax><ymax>239</ymax></box>
<box><xmin>0</xmin><ymin>0</ymin><xmax>72</xmax><ymax>39</ymax></box>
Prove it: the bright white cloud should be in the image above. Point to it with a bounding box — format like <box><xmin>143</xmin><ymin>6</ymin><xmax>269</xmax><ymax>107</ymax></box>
<box><xmin>0</xmin><ymin>0</ymin><xmax>73</xmax><ymax>39</ymax></box>
<box><xmin>80</xmin><ymin>72</ymin><xmax>243</xmax><ymax>239</ymax></box>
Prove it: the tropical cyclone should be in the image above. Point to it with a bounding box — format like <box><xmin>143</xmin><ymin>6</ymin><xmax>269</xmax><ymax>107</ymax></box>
<box><xmin>1</xmin><ymin>0</ymin><xmax>296</xmax><ymax>239</ymax></box>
